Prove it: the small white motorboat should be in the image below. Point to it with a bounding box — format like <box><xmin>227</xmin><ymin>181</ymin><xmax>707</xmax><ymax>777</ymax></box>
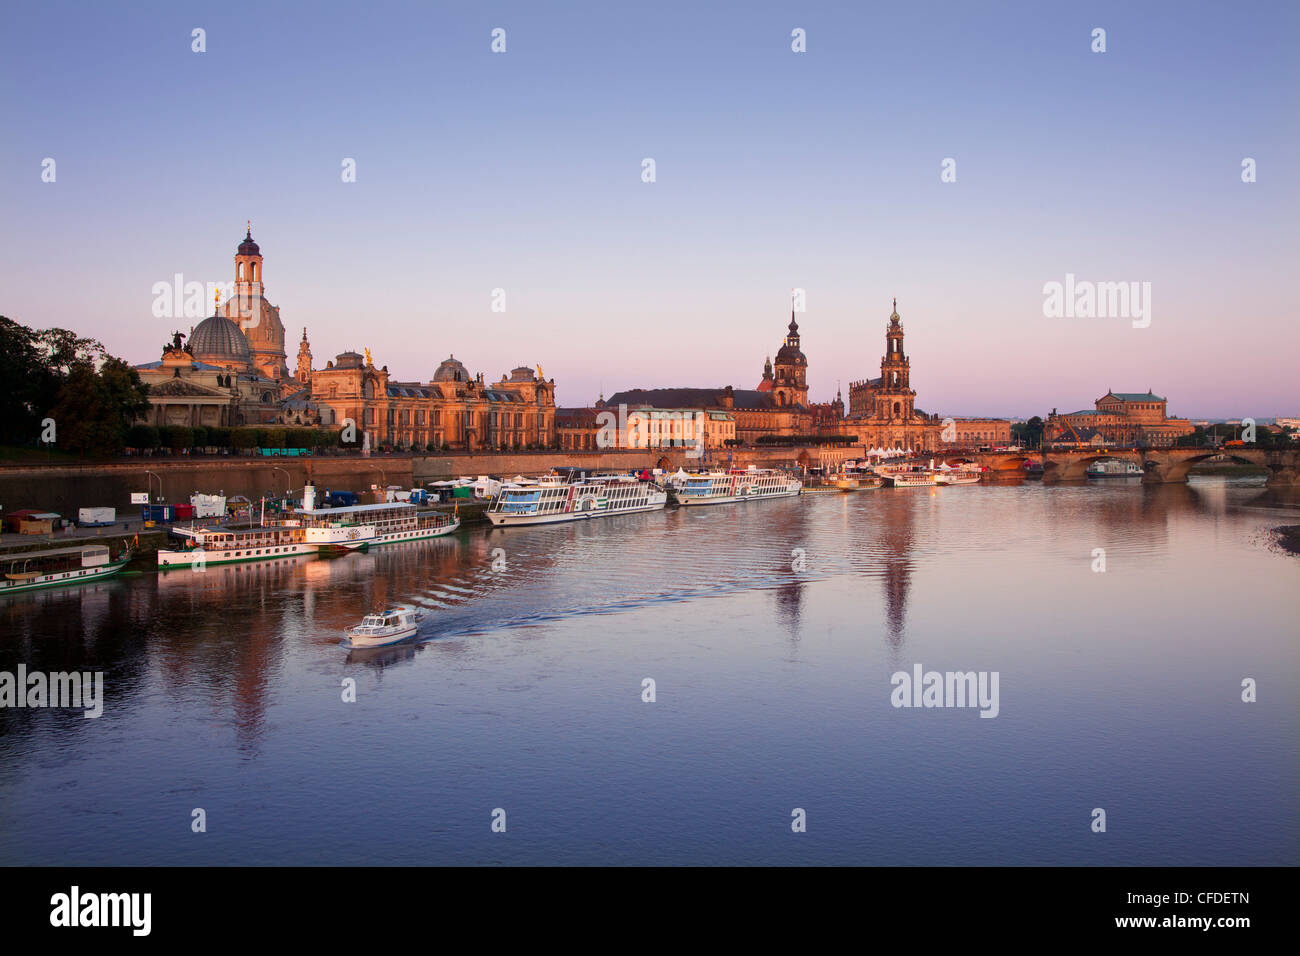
<box><xmin>344</xmin><ymin>604</ymin><xmax>423</xmax><ymax>648</ymax></box>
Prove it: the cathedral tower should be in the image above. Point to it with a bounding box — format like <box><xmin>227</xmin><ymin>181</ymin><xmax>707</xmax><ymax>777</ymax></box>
<box><xmin>221</xmin><ymin>223</ymin><xmax>288</xmax><ymax>383</ymax></box>
<box><xmin>772</xmin><ymin>312</ymin><xmax>809</xmax><ymax>407</ymax></box>
<box><xmin>877</xmin><ymin>299</ymin><xmax>914</xmax><ymax>419</ymax></box>
<box><xmin>296</xmin><ymin>328</ymin><xmax>313</xmax><ymax>387</ymax></box>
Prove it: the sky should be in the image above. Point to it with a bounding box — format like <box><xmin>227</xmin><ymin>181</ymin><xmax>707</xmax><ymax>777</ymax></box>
<box><xmin>1</xmin><ymin>0</ymin><xmax>1297</xmax><ymax>419</ymax></box>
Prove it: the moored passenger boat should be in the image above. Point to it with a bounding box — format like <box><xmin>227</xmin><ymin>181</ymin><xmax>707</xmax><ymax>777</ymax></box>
<box><xmin>294</xmin><ymin>501</ymin><xmax>460</xmax><ymax>546</ymax></box>
<box><xmin>834</xmin><ymin>462</ymin><xmax>884</xmax><ymax>491</ymax></box>
<box><xmin>1086</xmin><ymin>459</ymin><xmax>1143</xmax><ymax>478</ymax></box>
<box><xmin>487</xmin><ymin>475</ymin><xmax>667</xmax><ymax>526</ymax></box>
<box><xmin>878</xmin><ymin>464</ymin><xmax>937</xmax><ymax>487</ymax></box>
<box><xmin>669</xmin><ymin>468</ymin><xmax>802</xmax><ymax>506</ymax></box>
<box><xmin>2</xmin><ymin>543</ymin><xmax>133</xmax><ymax>595</ymax></box>
<box><xmin>935</xmin><ymin>464</ymin><xmax>984</xmax><ymax>485</ymax></box>
<box><xmin>158</xmin><ymin>523</ymin><xmax>324</xmax><ymax>568</ymax></box>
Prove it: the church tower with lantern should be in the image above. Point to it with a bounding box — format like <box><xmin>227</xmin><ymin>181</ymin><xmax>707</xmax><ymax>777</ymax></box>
<box><xmin>221</xmin><ymin>223</ymin><xmax>289</xmax><ymax>383</ymax></box>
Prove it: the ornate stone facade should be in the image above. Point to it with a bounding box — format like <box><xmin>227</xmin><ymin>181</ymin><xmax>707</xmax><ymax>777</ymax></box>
<box><xmin>1045</xmin><ymin>390</ymin><xmax>1193</xmax><ymax>447</ymax></box>
<box><xmin>839</xmin><ymin>300</ymin><xmax>942</xmax><ymax>451</ymax></box>
<box><xmin>136</xmin><ymin>228</ymin><xmax>557</xmax><ymax>445</ymax></box>
<box><xmin>309</xmin><ymin>354</ymin><xmax>556</xmax><ymax>451</ymax></box>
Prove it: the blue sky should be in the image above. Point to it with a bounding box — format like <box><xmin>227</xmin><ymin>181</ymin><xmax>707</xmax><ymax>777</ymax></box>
<box><xmin>2</xmin><ymin>0</ymin><xmax>1296</xmax><ymax>417</ymax></box>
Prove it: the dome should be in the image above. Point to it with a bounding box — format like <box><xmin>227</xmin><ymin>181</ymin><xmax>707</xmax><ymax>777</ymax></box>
<box><xmin>190</xmin><ymin>314</ymin><xmax>250</xmax><ymax>360</ymax></box>
<box><xmin>775</xmin><ymin>315</ymin><xmax>806</xmax><ymax>365</ymax></box>
<box><xmin>433</xmin><ymin>355</ymin><xmax>470</xmax><ymax>383</ymax></box>
<box><xmin>238</xmin><ymin>227</ymin><xmax>260</xmax><ymax>257</ymax></box>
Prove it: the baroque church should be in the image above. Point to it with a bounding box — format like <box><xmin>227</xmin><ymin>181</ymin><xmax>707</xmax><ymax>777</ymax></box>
<box><xmin>840</xmin><ymin>299</ymin><xmax>942</xmax><ymax>452</ymax></box>
<box><xmin>136</xmin><ymin>228</ymin><xmax>556</xmax><ymax>449</ymax></box>
<box><xmin>598</xmin><ymin>300</ymin><xmax>941</xmax><ymax>451</ymax></box>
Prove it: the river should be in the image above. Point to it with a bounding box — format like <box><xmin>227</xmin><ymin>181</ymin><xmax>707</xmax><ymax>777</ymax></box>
<box><xmin>1</xmin><ymin>477</ymin><xmax>1296</xmax><ymax>865</ymax></box>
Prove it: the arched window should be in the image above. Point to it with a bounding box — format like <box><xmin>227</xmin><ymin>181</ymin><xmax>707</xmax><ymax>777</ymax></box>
<box><xmin>893</xmin><ymin>402</ymin><xmax>901</xmax><ymax>417</ymax></box>
<box><xmin>237</xmin><ymin>263</ymin><xmax>244</xmax><ymax>281</ymax></box>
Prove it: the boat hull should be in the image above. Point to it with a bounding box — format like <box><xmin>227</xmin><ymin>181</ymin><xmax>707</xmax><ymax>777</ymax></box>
<box><xmin>676</xmin><ymin>487</ymin><xmax>801</xmax><ymax>506</ymax></box>
<box><xmin>158</xmin><ymin>543</ymin><xmax>317</xmax><ymax>568</ymax></box>
<box><xmin>487</xmin><ymin>500</ymin><xmax>666</xmax><ymax>526</ymax></box>
<box><xmin>0</xmin><ymin>558</ymin><xmax>129</xmax><ymax>595</ymax></box>
<box><xmin>368</xmin><ymin>518</ymin><xmax>461</xmax><ymax>545</ymax></box>
<box><xmin>884</xmin><ymin>474</ymin><xmax>936</xmax><ymax>487</ymax></box>
<box><xmin>346</xmin><ymin>625</ymin><xmax>420</xmax><ymax>649</ymax></box>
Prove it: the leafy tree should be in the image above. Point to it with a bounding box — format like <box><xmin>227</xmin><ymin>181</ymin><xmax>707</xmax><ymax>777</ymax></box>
<box><xmin>37</xmin><ymin>328</ymin><xmax>105</xmax><ymax>377</ymax></box>
<box><xmin>1011</xmin><ymin>416</ymin><xmax>1045</xmax><ymax>447</ymax></box>
<box><xmin>47</xmin><ymin>357</ymin><xmax>149</xmax><ymax>457</ymax></box>
<box><xmin>168</xmin><ymin>426</ymin><xmax>195</xmax><ymax>451</ymax></box>
<box><xmin>232</xmin><ymin>429</ymin><xmax>259</xmax><ymax>450</ymax></box>
<box><xmin>126</xmin><ymin>423</ymin><xmax>159</xmax><ymax>450</ymax></box>
<box><xmin>0</xmin><ymin>316</ymin><xmax>49</xmax><ymax>445</ymax></box>
<box><xmin>191</xmin><ymin>425</ymin><xmax>208</xmax><ymax>449</ymax></box>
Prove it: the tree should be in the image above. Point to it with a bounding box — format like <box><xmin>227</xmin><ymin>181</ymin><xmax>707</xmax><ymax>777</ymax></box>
<box><xmin>168</xmin><ymin>426</ymin><xmax>195</xmax><ymax>451</ymax></box>
<box><xmin>0</xmin><ymin>316</ymin><xmax>50</xmax><ymax>445</ymax></box>
<box><xmin>46</xmin><ymin>357</ymin><xmax>149</xmax><ymax>458</ymax></box>
<box><xmin>126</xmin><ymin>423</ymin><xmax>159</xmax><ymax>450</ymax></box>
<box><xmin>1012</xmin><ymin>416</ymin><xmax>1045</xmax><ymax>447</ymax></box>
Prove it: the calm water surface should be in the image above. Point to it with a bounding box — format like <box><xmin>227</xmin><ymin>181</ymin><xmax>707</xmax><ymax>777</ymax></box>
<box><xmin>1</xmin><ymin>478</ymin><xmax>1296</xmax><ymax>865</ymax></box>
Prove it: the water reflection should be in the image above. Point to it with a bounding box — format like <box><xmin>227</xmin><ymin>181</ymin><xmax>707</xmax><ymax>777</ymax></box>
<box><xmin>1</xmin><ymin>478</ymin><xmax>1296</xmax><ymax>772</ymax></box>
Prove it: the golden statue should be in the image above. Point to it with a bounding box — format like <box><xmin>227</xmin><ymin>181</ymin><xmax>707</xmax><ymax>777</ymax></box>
<box><xmin>536</xmin><ymin>363</ymin><xmax>545</xmax><ymax>381</ymax></box>
<box><xmin>365</xmin><ymin>347</ymin><xmax>373</xmax><ymax>366</ymax></box>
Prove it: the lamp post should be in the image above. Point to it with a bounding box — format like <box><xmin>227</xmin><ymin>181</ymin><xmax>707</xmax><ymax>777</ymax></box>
<box><xmin>144</xmin><ymin>470</ymin><xmax>161</xmax><ymax>503</ymax></box>
<box><xmin>271</xmin><ymin>466</ymin><xmax>291</xmax><ymax>497</ymax></box>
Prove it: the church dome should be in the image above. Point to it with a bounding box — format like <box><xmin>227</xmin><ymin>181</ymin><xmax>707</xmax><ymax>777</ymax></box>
<box><xmin>775</xmin><ymin>315</ymin><xmax>806</xmax><ymax>366</ymax></box>
<box><xmin>433</xmin><ymin>355</ymin><xmax>470</xmax><ymax>382</ymax></box>
<box><xmin>775</xmin><ymin>343</ymin><xmax>806</xmax><ymax>365</ymax></box>
<box><xmin>190</xmin><ymin>314</ymin><xmax>250</xmax><ymax>360</ymax></box>
<box><xmin>238</xmin><ymin>227</ymin><xmax>260</xmax><ymax>257</ymax></box>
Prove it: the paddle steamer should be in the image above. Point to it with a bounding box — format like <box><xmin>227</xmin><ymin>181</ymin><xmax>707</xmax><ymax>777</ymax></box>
<box><xmin>2</xmin><ymin>543</ymin><xmax>133</xmax><ymax>595</ymax></box>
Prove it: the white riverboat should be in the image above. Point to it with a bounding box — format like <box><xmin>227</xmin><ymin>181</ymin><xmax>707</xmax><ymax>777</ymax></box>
<box><xmin>878</xmin><ymin>465</ymin><xmax>937</xmax><ymax>487</ymax></box>
<box><xmin>1086</xmin><ymin>459</ymin><xmax>1143</xmax><ymax>478</ymax></box>
<box><xmin>935</xmin><ymin>464</ymin><xmax>984</xmax><ymax>485</ymax></box>
<box><xmin>293</xmin><ymin>501</ymin><xmax>460</xmax><ymax>546</ymax></box>
<box><xmin>344</xmin><ymin>604</ymin><xmax>423</xmax><ymax>649</ymax></box>
<box><xmin>2</xmin><ymin>544</ymin><xmax>132</xmax><ymax>595</ymax></box>
<box><xmin>157</xmin><ymin>522</ymin><xmax>367</xmax><ymax>568</ymax></box>
<box><xmin>669</xmin><ymin>468</ymin><xmax>803</xmax><ymax>506</ymax></box>
<box><xmin>487</xmin><ymin>475</ymin><xmax>667</xmax><ymax>526</ymax></box>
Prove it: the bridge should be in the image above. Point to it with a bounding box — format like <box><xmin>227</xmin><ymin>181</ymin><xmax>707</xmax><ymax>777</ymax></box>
<box><xmin>943</xmin><ymin>447</ymin><xmax>1300</xmax><ymax>485</ymax></box>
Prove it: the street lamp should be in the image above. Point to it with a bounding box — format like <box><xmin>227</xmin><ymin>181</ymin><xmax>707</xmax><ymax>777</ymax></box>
<box><xmin>144</xmin><ymin>470</ymin><xmax>161</xmax><ymax>503</ymax></box>
<box><xmin>271</xmin><ymin>466</ymin><xmax>291</xmax><ymax>496</ymax></box>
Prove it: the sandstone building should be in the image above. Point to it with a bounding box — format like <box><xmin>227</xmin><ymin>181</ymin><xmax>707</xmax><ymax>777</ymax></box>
<box><xmin>1045</xmin><ymin>391</ymin><xmax>1193</xmax><ymax>447</ymax></box>
<box><xmin>136</xmin><ymin>228</ymin><xmax>556</xmax><ymax>448</ymax></box>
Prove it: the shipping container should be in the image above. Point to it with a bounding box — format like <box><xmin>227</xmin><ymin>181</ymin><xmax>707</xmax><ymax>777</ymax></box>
<box><xmin>190</xmin><ymin>494</ymin><xmax>227</xmax><ymax>518</ymax></box>
<box><xmin>77</xmin><ymin>507</ymin><xmax>116</xmax><ymax>526</ymax></box>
